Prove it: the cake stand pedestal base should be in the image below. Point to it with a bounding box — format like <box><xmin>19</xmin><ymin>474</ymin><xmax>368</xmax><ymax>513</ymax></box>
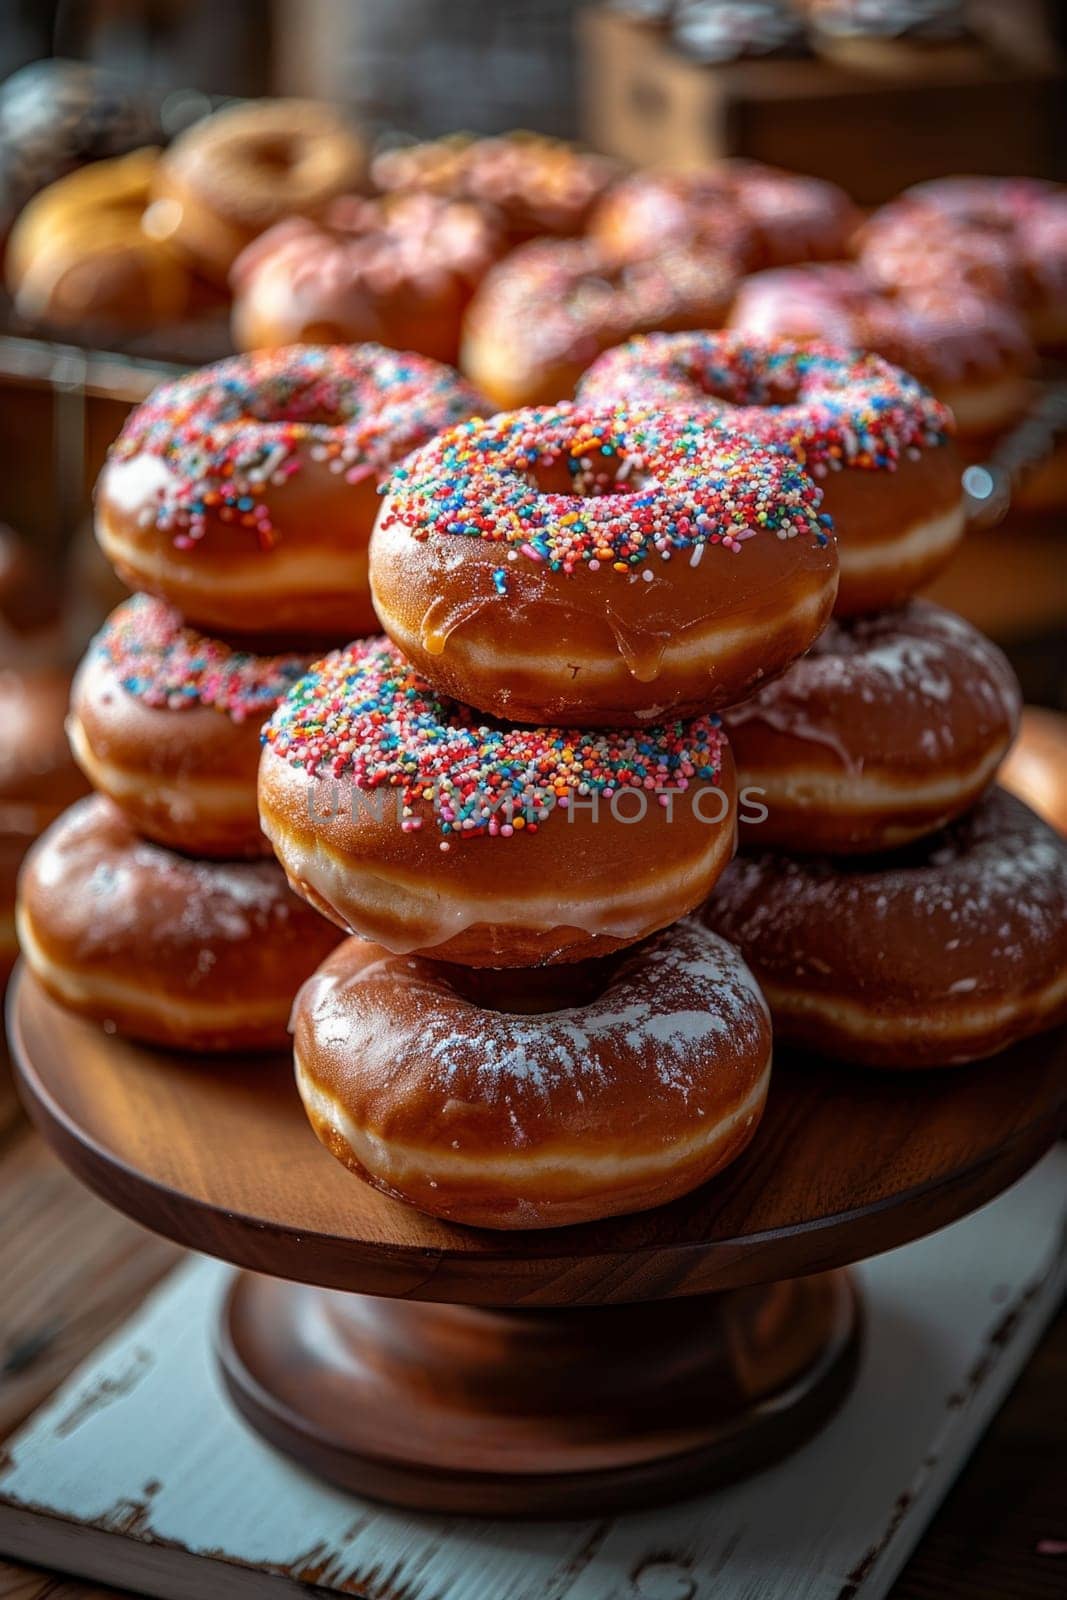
<box><xmin>218</xmin><ymin>1268</ymin><xmax>859</xmax><ymax>1515</ymax></box>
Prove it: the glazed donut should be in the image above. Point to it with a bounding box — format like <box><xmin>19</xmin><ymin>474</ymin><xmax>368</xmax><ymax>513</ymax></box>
<box><xmin>858</xmin><ymin>179</ymin><xmax>1067</xmax><ymax>351</ymax></box>
<box><xmin>705</xmin><ymin>787</ymin><xmax>1067</xmax><ymax>1068</ymax></box>
<box><xmin>590</xmin><ymin>160</ymin><xmax>859</xmax><ymax>272</ymax></box>
<box><xmin>728</xmin><ymin>264</ymin><xmax>1034</xmax><ymax>443</ymax></box>
<box><xmin>460</xmin><ymin>238</ymin><xmax>738</xmax><ymax>410</ymax></box>
<box><xmin>578</xmin><ymin>333</ymin><xmax>963</xmax><ymax>617</ymax></box>
<box><xmin>94</xmin><ymin>345</ymin><xmax>484</xmax><ymax>645</ymax></box>
<box><xmin>1</xmin><ymin>667</ymin><xmax>91</xmax><ymax>985</ymax></box>
<box><xmin>259</xmin><ymin>636</ymin><xmax>737</xmax><ymax>968</ymax></box>
<box><xmin>0</xmin><ymin>57</ymin><xmax>160</xmax><ymax>232</ymax></box>
<box><xmin>17</xmin><ymin>795</ymin><xmax>343</xmax><ymax>1051</ymax></box>
<box><xmin>149</xmin><ymin>99</ymin><xmax>365</xmax><ymax>285</ymax></box>
<box><xmin>68</xmin><ymin>594</ymin><xmax>313</xmax><ymax>859</ymax></box>
<box><xmin>725</xmin><ymin>600</ymin><xmax>1021</xmax><ymax>853</ymax></box>
<box><xmin>369</xmin><ymin>132</ymin><xmax>619</xmax><ymax>247</ymax></box>
<box><xmin>292</xmin><ymin>917</ymin><xmax>771</xmax><ymax>1229</ymax></box>
<box><xmin>806</xmin><ymin>0</ymin><xmax>972</xmax><ymax>75</ymax></box>
<box><xmin>5</xmin><ymin>148</ymin><xmax>191</xmax><ymax>332</ymax></box>
<box><xmin>231</xmin><ymin>193</ymin><xmax>502</xmax><ymax>365</ymax></box>
<box><xmin>371</xmin><ymin>402</ymin><xmax>838</xmax><ymax>725</ymax></box>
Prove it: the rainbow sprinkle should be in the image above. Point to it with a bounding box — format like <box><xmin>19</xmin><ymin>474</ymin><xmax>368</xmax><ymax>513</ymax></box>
<box><xmin>108</xmin><ymin>345</ymin><xmax>483</xmax><ymax>550</ymax></box>
<box><xmin>263</xmin><ymin>636</ymin><xmax>727</xmax><ymax>840</ymax></box>
<box><xmin>379</xmin><ymin>401</ymin><xmax>830</xmax><ymax>574</ymax></box>
<box><xmin>578</xmin><ymin>333</ymin><xmax>954</xmax><ymax>476</ymax></box>
<box><xmin>93</xmin><ymin>594</ymin><xmax>312</xmax><ymax>723</ymax></box>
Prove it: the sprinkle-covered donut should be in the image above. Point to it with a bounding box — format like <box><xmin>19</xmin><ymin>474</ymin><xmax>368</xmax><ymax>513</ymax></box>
<box><xmin>858</xmin><ymin>178</ymin><xmax>1067</xmax><ymax>351</ymax></box>
<box><xmin>370</xmin><ymin>401</ymin><xmax>838</xmax><ymax>725</ymax></box>
<box><xmin>725</xmin><ymin>600</ymin><xmax>1021</xmax><ymax>853</ymax></box>
<box><xmin>728</xmin><ymin>264</ymin><xmax>1034</xmax><ymax>442</ymax></box>
<box><xmin>705</xmin><ymin>787</ymin><xmax>1067</xmax><ymax>1068</ymax></box>
<box><xmin>578</xmin><ymin>333</ymin><xmax>963</xmax><ymax>617</ymax></box>
<box><xmin>95</xmin><ymin>345</ymin><xmax>485</xmax><ymax>645</ymax></box>
<box><xmin>369</xmin><ymin>131</ymin><xmax>619</xmax><ymax>248</ymax></box>
<box><xmin>259</xmin><ymin>636</ymin><xmax>737</xmax><ymax>969</ymax></box>
<box><xmin>149</xmin><ymin>98</ymin><xmax>366</xmax><ymax>285</ymax></box>
<box><xmin>460</xmin><ymin>237</ymin><xmax>739</xmax><ymax>410</ymax></box>
<box><xmin>591</xmin><ymin>160</ymin><xmax>859</xmax><ymax>272</ymax></box>
<box><xmin>17</xmin><ymin>795</ymin><xmax>343</xmax><ymax>1051</ymax></box>
<box><xmin>69</xmin><ymin>594</ymin><xmax>313</xmax><ymax>858</ymax></box>
<box><xmin>230</xmin><ymin>193</ymin><xmax>503</xmax><ymax>365</ymax></box>
<box><xmin>292</xmin><ymin>917</ymin><xmax>771</xmax><ymax>1228</ymax></box>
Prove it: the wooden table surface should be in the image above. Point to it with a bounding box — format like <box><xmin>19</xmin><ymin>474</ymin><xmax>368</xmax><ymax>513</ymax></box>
<box><xmin>1</xmin><ymin>1052</ymin><xmax>1065</xmax><ymax>1600</ymax></box>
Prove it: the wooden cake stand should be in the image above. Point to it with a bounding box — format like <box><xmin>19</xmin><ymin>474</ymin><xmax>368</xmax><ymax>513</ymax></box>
<box><xmin>9</xmin><ymin>967</ymin><xmax>1066</xmax><ymax>1516</ymax></box>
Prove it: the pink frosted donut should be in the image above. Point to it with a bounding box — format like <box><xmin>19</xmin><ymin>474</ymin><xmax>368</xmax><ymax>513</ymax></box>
<box><xmin>591</xmin><ymin>159</ymin><xmax>859</xmax><ymax>271</ymax></box>
<box><xmin>578</xmin><ymin>332</ymin><xmax>963</xmax><ymax>616</ymax></box>
<box><xmin>728</xmin><ymin>263</ymin><xmax>1034</xmax><ymax>440</ymax></box>
<box><xmin>858</xmin><ymin>178</ymin><xmax>1067</xmax><ymax>350</ymax></box>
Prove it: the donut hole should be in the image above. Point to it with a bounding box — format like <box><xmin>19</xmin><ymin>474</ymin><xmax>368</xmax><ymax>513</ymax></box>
<box><xmin>687</xmin><ymin>361</ymin><xmax>804</xmax><ymax>410</ymax></box>
<box><xmin>251</xmin><ymin>133</ymin><xmax>301</xmax><ymax>175</ymax></box>
<box><xmin>523</xmin><ymin>451</ymin><xmax>648</xmax><ymax>500</ymax></box>
<box><xmin>439</xmin><ymin>952</ymin><xmax>620</xmax><ymax>1016</ymax></box>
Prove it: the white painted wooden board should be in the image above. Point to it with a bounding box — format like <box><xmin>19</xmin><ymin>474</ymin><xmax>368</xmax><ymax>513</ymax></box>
<box><xmin>1</xmin><ymin>1148</ymin><xmax>1065</xmax><ymax>1600</ymax></box>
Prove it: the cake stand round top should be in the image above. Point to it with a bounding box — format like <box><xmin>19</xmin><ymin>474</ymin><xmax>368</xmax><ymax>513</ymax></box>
<box><xmin>9</xmin><ymin>968</ymin><xmax>1065</xmax><ymax>1307</ymax></box>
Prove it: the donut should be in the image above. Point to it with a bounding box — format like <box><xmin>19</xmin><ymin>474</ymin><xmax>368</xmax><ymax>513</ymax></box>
<box><xmin>149</xmin><ymin>99</ymin><xmax>365</xmax><ymax>285</ymax></box>
<box><xmin>590</xmin><ymin>160</ymin><xmax>858</xmax><ymax>273</ymax></box>
<box><xmin>0</xmin><ymin>57</ymin><xmax>160</xmax><ymax>232</ymax></box>
<box><xmin>371</xmin><ymin>402</ymin><xmax>838</xmax><ymax>725</ymax></box>
<box><xmin>292</xmin><ymin>917</ymin><xmax>771</xmax><ymax>1229</ymax></box>
<box><xmin>94</xmin><ymin>345</ymin><xmax>484</xmax><ymax>645</ymax></box>
<box><xmin>728</xmin><ymin>264</ymin><xmax>1034</xmax><ymax>443</ymax></box>
<box><xmin>5</xmin><ymin>148</ymin><xmax>192</xmax><ymax>332</ymax></box>
<box><xmin>724</xmin><ymin>600</ymin><xmax>1021</xmax><ymax>853</ymax></box>
<box><xmin>806</xmin><ymin>0</ymin><xmax>971</xmax><ymax>75</ymax></box>
<box><xmin>17</xmin><ymin>794</ymin><xmax>343</xmax><ymax>1051</ymax></box>
<box><xmin>705</xmin><ymin>787</ymin><xmax>1067</xmax><ymax>1069</ymax></box>
<box><xmin>459</xmin><ymin>238</ymin><xmax>739</xmax><ymax>410</ymax></box>
<box><xmin>369</xmin><ymin>132</ymin><xmax>619</xmax><ymax>248</ymax></box>
<box><xmin>230</xmin><ymin>193</ymin><xmax>502</xmax><ymax>365</ymax></box>
<box><xmin>68</xmin><ymin>594</ymin><xmax>313</xmax><ymax>859</ymax></box>
<box><xmin>259</xmin><ymin>636</ymin><xmax>738</xmax><ymax>968</ymax></box>
<box><xmin>1</xmin><ymin>667</ymin><xmax>91</xmax><ymax>986</ymax></box>
<box><xmin>672</xmin><ymin>1</ymin><xmax>808</xmax><ymax>63</ymax></box>
<box><xmin>858</xmin><ymin>179</ymin><xmax>1067</xmax><ymax>352</ymax></box>
<box><xmin>578</xmin><ymin>333</ymin><xmax>963</xmax><ymax>617</ymax></box>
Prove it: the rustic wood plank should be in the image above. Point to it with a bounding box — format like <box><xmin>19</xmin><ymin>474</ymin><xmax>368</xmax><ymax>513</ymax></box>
<box><xmin>0</xmin><ymin>1131</ymin><xmax>179</xmax><ymax>1444</ymax></box>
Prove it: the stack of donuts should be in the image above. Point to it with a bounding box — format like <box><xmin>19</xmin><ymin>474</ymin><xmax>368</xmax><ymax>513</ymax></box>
<box><xmin>15</xmin><ymin>342</ymin><xmax>484</xmax><ymax>1051</ymax></box>
<box><xmin>575</xmin><ymin>330</ymin><xmax>1067</xmax><ymax>1069</ymax></box>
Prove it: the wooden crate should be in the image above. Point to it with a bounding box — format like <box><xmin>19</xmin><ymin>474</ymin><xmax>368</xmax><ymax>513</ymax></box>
<box><xmin>579</xmin><ymin>8</ymin><xmax>1064</xmax><ymax>203</ymax></box>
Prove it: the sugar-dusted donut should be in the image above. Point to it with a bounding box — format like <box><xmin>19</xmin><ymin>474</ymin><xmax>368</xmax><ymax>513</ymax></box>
<box><xmin>259</xmin><ymin>636</ymin><xmax>737</xmax><ymax>968</ymax></box>
<box><xmin>460</xmin><ymin>238</ymin><xmax>738</xmax><ymax>409</ymax></box>
<box><xmin>578</xmin><ymin>333</ymin><xmax>963</xmax><ymax>617</ymax></box>
<box><xmin>858</xmin><ymin>178</ymin><xmax>1067</xmax><ymax>351</ymax></box>
<box><xmin>17</xmin><ymin>795</ymin><xmax>343</xmax><ymax>1051</ymax></box>
<box><xmin>705</xmin><ymin>788</ymin><xmax>1067</xmax><ymax>1068</ymax></box>
<box><xmin>149</xmin><ymin>98</ymin><xmax>365</xmax><ymax>285</ymax></box>
<box><xmin>728</xmin><ymin>264</ymin><xmax>1034</xmax><ymax>443</ymax></box>
<box><xmin>369</xmin><ymin>131</ymin><xmax>619</xmax><ymax>248</ymax></box>
<box><xmin>590</xmin><ymin>160</ymin><xmax>859</xmax><ymax>272</ymax></box>
<box><xmin>68</xmin><ymin>594</ymin><xmax>313</xmax><ymax>858</ymax></box>
<box><xmin>292</xmin><ymin>917</ymin><xmax>771</xmax><ymax>1229</ymax></box>
<box><xmin>230</xmin><ymin>193</ymin><xmax>502</xmax><ymax>365</ymax></box>
<box><xmin>371</xmin><ymin>402</ymin><xmax>838</xmax><ymax>726</ymax></box>
<box><xmin>725</xmin><ymin>600</ymin><xmax>1021</xmax><ymax>853</ymax></box>
<box><xmin>1</xmin><ymin>667</ymin><xmax>90</xmax><ymax>986</ymax></box>
<box><xmin>94</xmin><ymin>345</ymin><xmax>484</xmax><ymax>646</ymax></box>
